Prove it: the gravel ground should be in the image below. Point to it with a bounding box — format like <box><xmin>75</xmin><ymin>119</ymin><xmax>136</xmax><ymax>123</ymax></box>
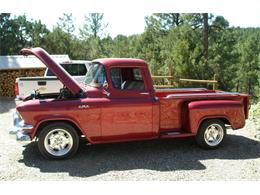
<box><xmin>0</xmin><ymin>98</ymin><xmax>259</xmax><ymax>181</ymax></box>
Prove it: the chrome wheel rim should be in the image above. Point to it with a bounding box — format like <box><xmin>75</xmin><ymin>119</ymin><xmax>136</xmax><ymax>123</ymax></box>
<box><xmin>204</xmin><ymin>124</ymin><xmax>224</xmax><ymax>147</ymax></box>
<box><xmin>44</xmin><ymin>129</ymin><xmax>73</xmax><ymax>156</ymax></box>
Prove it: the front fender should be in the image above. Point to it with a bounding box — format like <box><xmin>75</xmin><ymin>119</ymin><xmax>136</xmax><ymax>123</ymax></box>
<box><xmin>188</xmin><ymin>100</ymin><xmax>245</xmax><ymax>133</ymax></box>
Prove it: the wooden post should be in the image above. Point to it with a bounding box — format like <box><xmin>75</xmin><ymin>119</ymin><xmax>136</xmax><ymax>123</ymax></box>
<box><xmin>213</xmin><ymin>74</ymin><xmax>217</xmax><ymax>90</ymax></box>
<box><xmin>179</xmin><ymin>74</ymin><xmax>218</xmax><ymax>90</ymax></box>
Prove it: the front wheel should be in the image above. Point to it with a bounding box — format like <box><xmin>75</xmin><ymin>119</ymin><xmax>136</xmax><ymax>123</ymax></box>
<box><xmin>196</xmin><ymin>119</ymin><xmax>226</xmax><ymax>149</ymax></box>
<box><xmin>38</xmin><ymin>122</ymin><xmax>79</xmax><ymax>160</ymax></box>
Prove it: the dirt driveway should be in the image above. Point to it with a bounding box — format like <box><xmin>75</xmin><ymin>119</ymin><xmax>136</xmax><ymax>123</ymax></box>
<box><xmin>0</xmin><ymin>98</ymin><xmax>259</xmax><ymax>180</ymax></box>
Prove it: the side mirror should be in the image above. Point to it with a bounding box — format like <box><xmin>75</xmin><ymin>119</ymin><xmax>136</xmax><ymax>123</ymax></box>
<box><xmin>103</xmin><ymin>80</ymin><xmax>109</xmax><ymax>89</ymax></box>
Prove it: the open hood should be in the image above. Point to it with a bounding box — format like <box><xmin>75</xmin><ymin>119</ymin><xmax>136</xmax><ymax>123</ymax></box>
<box><xmin>20</xmin><ymin>47</ymin><xmax>83</xmax><ymax>95</ymax></box>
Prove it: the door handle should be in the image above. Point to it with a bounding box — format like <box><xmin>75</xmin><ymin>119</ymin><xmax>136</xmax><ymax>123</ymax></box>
<box><xmin>38</xmin><ymin>81</ymin><xmax>46</xmax><ymax>86</ymax></box>
<box><xmin>140</xmin><ymin>92</ymin><xmax>149</xmax><ymax>95</ymax></box>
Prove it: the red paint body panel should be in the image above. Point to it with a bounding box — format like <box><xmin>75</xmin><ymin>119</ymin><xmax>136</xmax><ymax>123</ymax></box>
<box><xmin>17</xmin><ymin>47</ymin><xmax>250</xmax><ymax>144</ymax></box>
<box><xmin>101</xmin><ymin>98</ymin><xmax>153</xmax><ymax>140</ymax></box>
<box><xmin>188</xmin><ymin>100</ymin><xmax>245</xmax><ymax>133</ymax></box>
<box><xmin>93</xmin><ymin>58</ymin><xmax>147</xmax><ymax>67</ymax></box>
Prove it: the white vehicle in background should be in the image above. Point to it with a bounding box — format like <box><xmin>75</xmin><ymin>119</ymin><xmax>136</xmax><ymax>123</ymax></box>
<box><xmin>15</xmin><ymin>60</ymin><xmax>90</xmax><ymax>98</ymax></box>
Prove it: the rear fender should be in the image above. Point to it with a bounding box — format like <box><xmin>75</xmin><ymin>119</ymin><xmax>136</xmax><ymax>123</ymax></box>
<box><xmin>188</xmin><ymin>100</ymin><xmax>245</xmax><ymax>134</ymax></box>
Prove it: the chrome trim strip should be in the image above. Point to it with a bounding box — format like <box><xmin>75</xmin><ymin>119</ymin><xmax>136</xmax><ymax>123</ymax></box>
<box><xmin>22</xmin><ymin>124</ymin><xmax>34</xmax><ymax>130</ymax></box>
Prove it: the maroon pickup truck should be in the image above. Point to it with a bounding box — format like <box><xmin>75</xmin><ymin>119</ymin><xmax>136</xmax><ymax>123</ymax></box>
<box><xmin>10</xmin><ymin>47</ymin><xmax>250</xmax><ymax>160</ymax></box>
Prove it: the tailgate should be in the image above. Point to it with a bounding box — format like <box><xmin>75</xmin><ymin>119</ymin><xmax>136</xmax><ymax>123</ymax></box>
<box><xmin>17</xmin><ymin>77</ymin><xmax>63</xmax><ymax>96</ymax></box>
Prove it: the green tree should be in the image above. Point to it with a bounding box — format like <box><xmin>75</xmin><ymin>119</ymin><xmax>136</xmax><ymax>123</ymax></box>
<box><xmin>134</xmin><ymin>26</ymin><xmax>164</xmax><ymax>75</ymax></box>
<box><xmin>145</xmin><ymin>13</ymin><xmax>183</xmax><ymax>32</ymax></box>
<box><xmin>0</xmin><ymin>13</ymin><xmax>14</xmax><ymax>55</ymax></box>
<box><xmin>44</xmin><ymin>13</ymin><xmax>79</xmax><ymax>59</ymax></box>
<box><xmin>208</xmin><ymin>16</ymin><xmax>239</xmax><ymax>91</ymax></box>
<box><xmin>110</xmin><ymin>35</ymin><xmax>131</xmax><ymax>57</ymax></box>
<box><xmin>0</xmin><ymin>14</ymin><xmax>29</xmax><ymax>54</ymax></box>
<box><xmin>0</xmin><ymin>13</ymin><xmax>49</xmax><ymax>55</ymax></box>
<box><xmin>57</xmin><ymin>13</ymin><xmax>75</xmax><ymax>34</ymax></box>
<box><xmin>161</xmin><ymin>24</ymin><xmax>206</xmax><ymax>82</ymax></box>
<box><xmin>236</xmin><ymin>34</ymin><xmax>260</xmax><ymax>99</ymax></box>
<box><xmin>45</xmin><ymin>27</ymin><xmax>75</xmax><ymax>58</ymax></box>
<box><xmin>80</xmin><ymin>13</ymin><xmax>108</xmax><ymax>39</ymax></box>
<box><xmin>26</xmin><ymin>20</ymin><xmax>49</xmax><ymax>47</ymax></box>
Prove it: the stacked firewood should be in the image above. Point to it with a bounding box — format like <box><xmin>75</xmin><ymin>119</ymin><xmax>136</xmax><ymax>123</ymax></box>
<box><xmin>0</xmin><ymin>68</ymin><xmax>46</xmax><ymax>97</ymax></box>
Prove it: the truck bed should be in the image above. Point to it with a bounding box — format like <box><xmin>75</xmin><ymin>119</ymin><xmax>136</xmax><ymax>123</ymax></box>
<box><xmin>155</xmin><ymin>88</ymin><xmax>249</xmax><ymax>134</ymax></box>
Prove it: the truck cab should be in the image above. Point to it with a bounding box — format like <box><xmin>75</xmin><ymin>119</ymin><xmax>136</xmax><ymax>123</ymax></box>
<box><xmin>83</xmin><ymin>59</ymin><xmax>158</xmax><ymax>141</ymax></box>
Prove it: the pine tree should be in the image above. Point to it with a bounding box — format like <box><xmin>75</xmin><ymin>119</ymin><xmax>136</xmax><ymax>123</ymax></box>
<box><xmin>236</xmin><ymin>34</ymin><xmax>260</xmax><ymax>99</ymax></box>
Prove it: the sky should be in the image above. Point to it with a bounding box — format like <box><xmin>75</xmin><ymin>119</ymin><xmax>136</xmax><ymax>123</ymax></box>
<box><xmin>1</xmin><ymin>0</ymin><xmax>260</xmax><ymax>37</ymax></box>
<box><xmin>23</xmin><ymin>12</ymin><xmax>260</xmax><ymax>38</ymax></box>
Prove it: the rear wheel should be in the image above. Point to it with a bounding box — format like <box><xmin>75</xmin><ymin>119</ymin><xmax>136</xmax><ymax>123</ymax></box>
<box><xmin>196</xmin><ymin>119</ymin><xmax>226</xmax><ymax>149</ymax></box>
<box><xmin>38</xmin><ymin>122</ymin><xmax>79</xmax><ymax>160</ymax></box>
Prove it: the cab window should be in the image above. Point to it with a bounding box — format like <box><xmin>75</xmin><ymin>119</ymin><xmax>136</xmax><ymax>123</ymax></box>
<box><xmin>110</xmin><ymin>67</ymin><xmax>144</xmax><ymax>90</ymax></box>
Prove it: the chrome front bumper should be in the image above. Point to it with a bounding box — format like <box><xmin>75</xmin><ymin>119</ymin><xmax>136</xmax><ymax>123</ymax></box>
<box><xmin>9</xmin><ymin>111</ymin><xmax>33</xmax><ymax>141</ymax></box>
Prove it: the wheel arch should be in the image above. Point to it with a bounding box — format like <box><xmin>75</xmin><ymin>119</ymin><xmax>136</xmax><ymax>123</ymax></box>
<box><xmin>192</xmin><ymin>115</ymin><xmax>231</xmax><ymax>134</ymax></box>
<box><xmin>198</xmin><ymin>116</ymin><xmax>230</xmax><ymax>129</ymax></box>
<box><xmin>34</xmin><ymin>119</ymin><xmax>84</xmax><ymax>138</ymax></box>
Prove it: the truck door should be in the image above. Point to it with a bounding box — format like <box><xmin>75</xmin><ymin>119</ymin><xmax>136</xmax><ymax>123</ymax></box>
<box><xmin>101</xmin><ymin>66</ymin><xmax>154</xmax><ymax>141</ymax></box>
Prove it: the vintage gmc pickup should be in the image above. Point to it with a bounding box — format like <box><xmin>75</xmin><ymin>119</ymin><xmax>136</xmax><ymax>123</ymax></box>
<box><xmin>11</xmin><ymin>47</ymin><xmax>250</xmax><ymax>159</ymax></box>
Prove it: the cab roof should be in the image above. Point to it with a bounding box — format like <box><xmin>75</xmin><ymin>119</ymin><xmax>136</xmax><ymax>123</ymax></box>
<box><xmin>93</xmin><ymin>58</ymin><xmax>147</xmax><ymax>67</ymax></box>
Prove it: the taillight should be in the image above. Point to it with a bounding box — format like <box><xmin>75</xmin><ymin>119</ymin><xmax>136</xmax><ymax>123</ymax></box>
<box><xmin>15</xmin><ymin>82</ymin><xmax>19</xmax><ymax>96</ymax></box>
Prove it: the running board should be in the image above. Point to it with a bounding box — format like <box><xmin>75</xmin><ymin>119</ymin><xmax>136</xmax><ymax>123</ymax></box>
<box><xmin>160</xmin><ymin>131</ymin><xmax>195</xmax><ymax>139</ymax></box>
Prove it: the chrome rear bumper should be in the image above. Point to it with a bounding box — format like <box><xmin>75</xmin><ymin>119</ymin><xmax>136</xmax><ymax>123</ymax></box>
<box><xmin>9</xmin><ymin>111</ymin><xmax>33</xmax><ymax>141</ymax></box>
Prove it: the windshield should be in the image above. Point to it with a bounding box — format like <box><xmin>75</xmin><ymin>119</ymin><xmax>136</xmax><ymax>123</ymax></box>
<box><xmin>84</xmin><ymin>63</ymin><xmax>106</xmax><ymax>87</ymax></box>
